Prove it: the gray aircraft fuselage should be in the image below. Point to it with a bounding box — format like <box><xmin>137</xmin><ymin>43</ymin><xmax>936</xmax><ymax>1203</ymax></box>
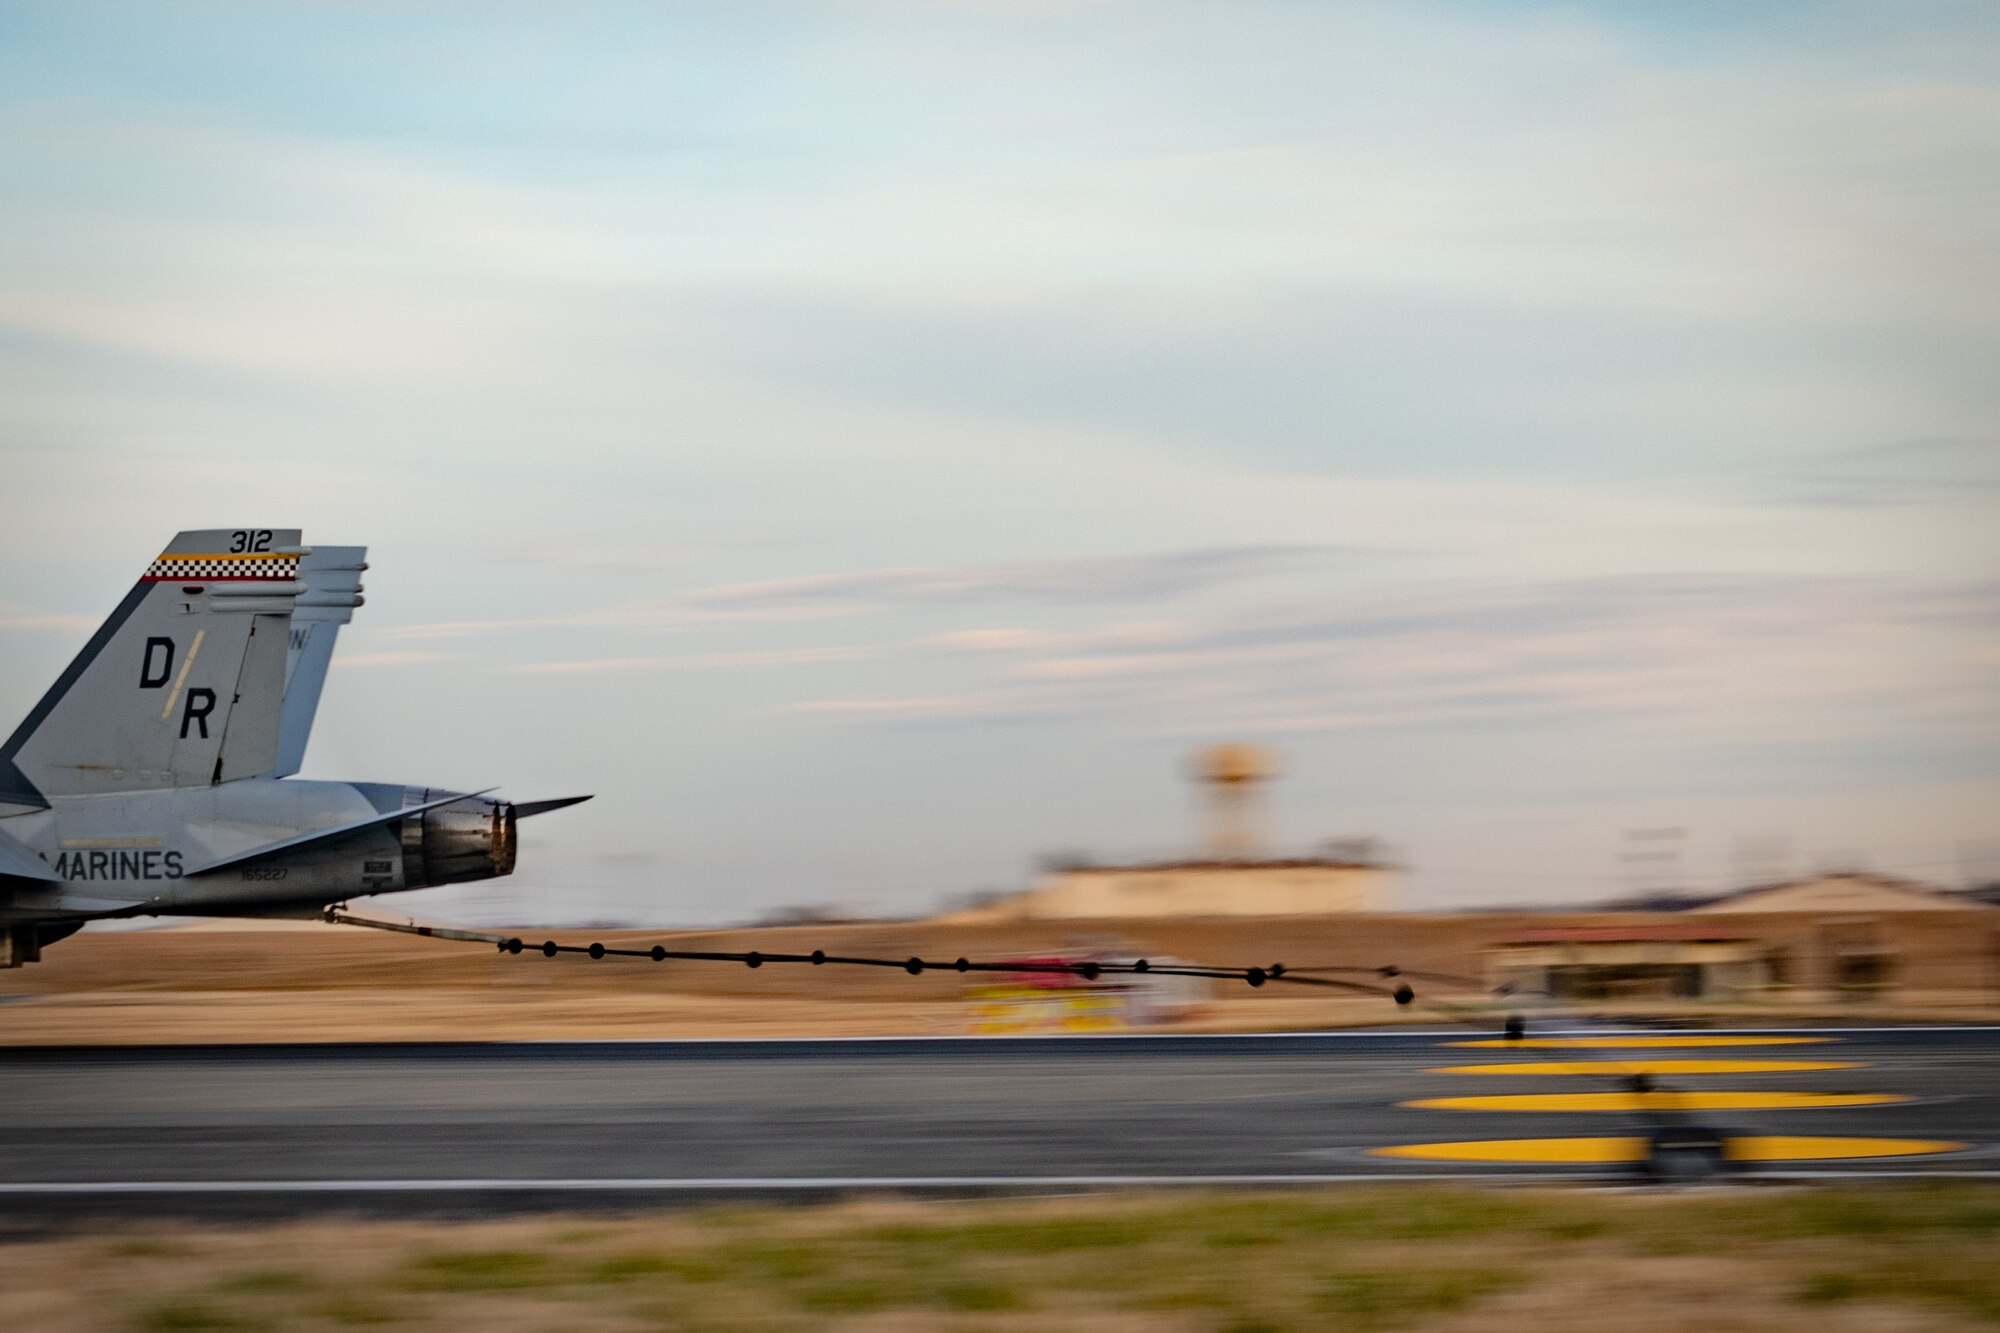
<box><xmin>0</xmin><ymin>528</ymin><xmax>586</xmax><ymax>966</ymax></box>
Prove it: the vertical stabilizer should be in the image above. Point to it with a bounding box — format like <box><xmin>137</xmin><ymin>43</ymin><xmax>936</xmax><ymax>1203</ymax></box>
<box><xmin>0</xmin><ymin>529</ymin><xmax>305</xmax><ymax>804</ymax></box>
<box><xmin>268</xmin><ymin>546</ymin><xmax>367</xmax><ymax>778</ymax></box>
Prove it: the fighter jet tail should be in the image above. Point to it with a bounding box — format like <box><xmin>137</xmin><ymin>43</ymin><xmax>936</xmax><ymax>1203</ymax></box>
<box><xmin>0</xmin><ymin>528</ymin><xmax>306</xmax><ymax>808</ymax></box>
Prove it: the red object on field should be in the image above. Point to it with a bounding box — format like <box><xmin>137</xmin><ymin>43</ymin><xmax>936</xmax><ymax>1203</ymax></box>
<box><xmin>1001</xmin><ymin>956</ymin><xmax>1101</xmax><ymax>988</ymax></box>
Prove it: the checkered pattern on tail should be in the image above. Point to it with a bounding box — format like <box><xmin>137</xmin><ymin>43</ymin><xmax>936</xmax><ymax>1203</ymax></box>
<box><xmin>141</xmin><ymin>555</ymin><xmax>301</xmax><ymax>582</ymax></box>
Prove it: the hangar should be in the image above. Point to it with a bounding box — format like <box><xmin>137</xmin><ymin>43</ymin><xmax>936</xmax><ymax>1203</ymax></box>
<box><xmin>1488</xmin><ymin>874</ymin><xmax>2000</xmax><ymax>1001</ymax></box>
<box><xmin>1486</xmin><ymin>923</ymin><xmax>1771</xmax><ymax>1001</ymax></box>
<box><xmin>1687</xmin><ymin>872</ymin><xmax>1977</xmax><ymax>914</ymax></box>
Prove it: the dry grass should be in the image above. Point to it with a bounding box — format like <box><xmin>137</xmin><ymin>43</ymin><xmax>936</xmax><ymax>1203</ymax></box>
<box><xmin>3</xmin><ymin>1185</ymin><xmax>1998</xmax><ymax>1331</ymax></box>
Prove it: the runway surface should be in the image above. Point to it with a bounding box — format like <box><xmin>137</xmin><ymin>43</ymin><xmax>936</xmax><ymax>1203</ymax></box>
<box><xmin>1</xmin><ymin>1027</ymin><xmax>1994</xmax><ymax>1215</ymax></box>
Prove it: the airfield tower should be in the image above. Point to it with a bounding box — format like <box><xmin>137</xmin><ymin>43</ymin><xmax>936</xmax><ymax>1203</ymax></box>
<box><xmin>1191</xmin><ymin>742</ymin><xmax>1277</xmax><ymax>859</ymax></box>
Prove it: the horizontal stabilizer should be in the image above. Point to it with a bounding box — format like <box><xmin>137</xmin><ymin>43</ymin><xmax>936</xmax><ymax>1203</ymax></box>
<box><xmin>0</xmin><ymin>826</ymin><xmax>60</xmax><ymax>882</ymax></box>
<box><xmin>514</xmin><ymin>795</ymin><xmax>593</xmax><ymax>819</ymax></box>
<box><xmin>184</xmin><ymin>788</ymin><xmax>494</xmax><ymax>876</ymax></box>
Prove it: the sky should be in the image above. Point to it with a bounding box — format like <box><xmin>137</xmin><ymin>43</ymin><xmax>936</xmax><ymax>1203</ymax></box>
<box><xmin>1</xmin><ymin>1</ymin><xmax>1996</xmax><ymax>925</ymax></box>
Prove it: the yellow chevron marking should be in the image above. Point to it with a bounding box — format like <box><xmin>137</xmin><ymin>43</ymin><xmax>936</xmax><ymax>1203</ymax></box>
<box><xmin>1369</xmin><ymin>1135</ymin><xmax>1962</xmax><ymax>1164</ymax></box>
<box><xmin>1373</xmin><ymin>1136</ymin><xmax>1645</xmax><ymax>1162</ymax></box>
<box><xmin>1726</xmin><ymin>1136</ymin><xmax>1963</xmax><ymax>1162</ymax></box>
<box><xmin>1447</xmin><ymin>1035</ymin><xmax>1837</xmax><ymax>1049</ymax></box>
<box><xmin>1430</xmin><ymin>1059</ymin><xmax>1862</xmax><ymax>1076</ymax></box>
<box><xmin>1403</xmin><ymin>1091</ymin><xmax>1908</xmax><ymax>1112</ymax></box>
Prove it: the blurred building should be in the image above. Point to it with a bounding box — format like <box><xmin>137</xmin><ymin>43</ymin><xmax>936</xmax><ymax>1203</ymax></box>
<box><xmin>1486</xmin><ymin>923</ymin><xmax>1771</xmax><ymax>1001</ymax></box>
<box><xmin>1686</xmin><ymin>872</ymin><xmax>1974</xmax><ymax>914</ymax></box>
<box><xmin>954</xmin><ymin>856</ymin><xmax>1390</xmax><ymax>923</ymax></box>
<box><xmin>1601</xmin><ymin>871</ymin><xmax>1974</xmax><ymax>914</ymax></box>
<box><xmin>951</xmin><ymin>743</ymin><xmax>1392</xmax><ymax>921</ymax></box>
<box><xmin>1487</xmin><ymin>873</ymin><xmax>2000</xmax><ymax>1001</ymax></box>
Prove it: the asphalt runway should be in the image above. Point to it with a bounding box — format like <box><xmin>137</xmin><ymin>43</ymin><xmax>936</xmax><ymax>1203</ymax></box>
<box><xmin>1</xmin><ymin>1027</ymin><xmax>1994</xmax><ymax>1216</ymax></box>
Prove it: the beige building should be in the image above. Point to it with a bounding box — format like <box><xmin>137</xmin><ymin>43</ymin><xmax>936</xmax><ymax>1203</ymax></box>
<box><xmin>1484</xmin><ymin>873</ymin><xmax>1999</xmax><ymax>1000</ymax></box>
<box><xmin>1486</xmin><ymin>924</ymin><xmax>1773</xmax><ymax>1000</ymax></box>
<box><xmin>950</xmin><ymin>858</ymin><xmax>1390</xmax><ymax>923</ymax></box>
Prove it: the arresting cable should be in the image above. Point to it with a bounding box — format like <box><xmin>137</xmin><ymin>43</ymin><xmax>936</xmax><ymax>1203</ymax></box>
<box><xmin>321</xmin><ymin>908</ymin><xmax>1435</xmax><ymax>1003</ymax></box>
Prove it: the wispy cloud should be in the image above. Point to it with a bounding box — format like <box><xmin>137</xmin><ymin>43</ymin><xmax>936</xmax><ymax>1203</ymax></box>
<box><xmin>0</xmin><ymin>608</ymin><xmax>96</xmax><ymax>633</ymax></box>
<box><xmin>683</xmin><ymin>546</ymin><xmax>1340</xmax><ymax>611</ymax></box>
<box><xmin>931</xmin><ymin>621</ymin><xmax>1189</xmax><ymax>653</ymax></box>
<box><xmin>784</xmin><ymin>691</ymin><xmax>1073</xmax><ymax>724</ymax></box>
<box><xmin>1781</xmin><ymin>438</ymin><xmax>2000</xmax><ymax>509</ymax></box>
<box><xmin>380</xmin><ymin>548</ymin><xmax>1347</xmax><ymax>641</ymax></box>
<box><xmin>485</xmin><ymin>533</ymin><xmax>781</xmax><ymax>577</ymax></box>
<box><xmin>378</xmin><ymin>601</ymin><xmax>859</xmax><ymax>640</ymax></box>
<box><xmin>335</xmin><ymin>650</ymin><xmax>452</xmax><ymax>668</ymax></box>
<box><xmin>786</xmin><ymin>574</ymin><xmax>2000</xmax><ymax>737</ymax></box>
<box><xmin>516</xmin><ymin>647</ymin><xmax>868</xmax><ymax>674</ymax></box>
<box><xmin>377</xmin><ymin>619</ymin><xmax>540</xmax><ymax>641</ymax></box>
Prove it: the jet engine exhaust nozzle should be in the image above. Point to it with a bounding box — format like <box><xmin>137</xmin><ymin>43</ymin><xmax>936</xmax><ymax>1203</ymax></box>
<box><xmin>401</xmin><ymin>790</ymin><xmax>517</xmax><ymax>888</ymax></box>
